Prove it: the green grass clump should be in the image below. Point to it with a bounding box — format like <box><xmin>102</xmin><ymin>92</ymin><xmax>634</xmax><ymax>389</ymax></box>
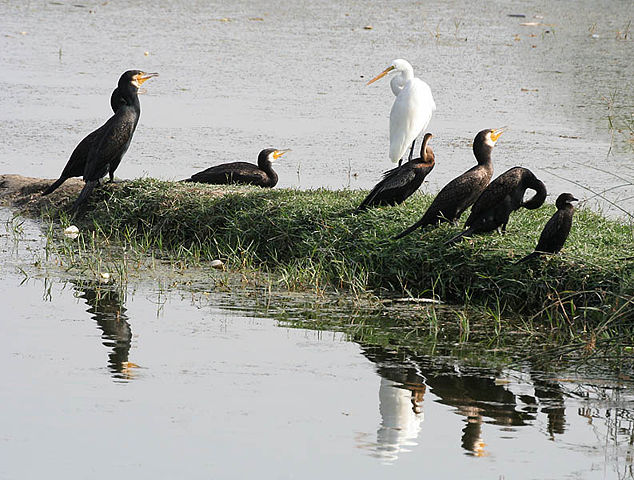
<box><xmin>68</xmin><ymin>179</ymin><xmax>633</xmax><ymax>325</ymax></box>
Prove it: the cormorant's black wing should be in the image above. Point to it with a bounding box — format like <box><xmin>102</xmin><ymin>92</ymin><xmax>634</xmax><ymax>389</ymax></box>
<box><xmin>357</xmin><ymin>166</ymin><xmax>418</xmax><ymax>210</ymax></box>
<box><xmin>188</xmin><ymin>162</ymin><xmax>265</xmax><ymax>184</ymax></box>
<box><xmin>43</xmin><ymin>122</ymin><xmax>112</xmax><ymax>195</ymax></box>
<box><xmin>468</xmin><ymin>170</ymin><xmax>520</xmax><ymax>218</ymax></box>
<box><xmin>394</xmin><ymin>165</ymin><xmax>491</xmax><ymax>240</ymax></box>
<box><xmin>535</xmin><ymin>209</ymin><xmax>571</xmax><ymax>254</ymax></box>
<box><xmin>83</xmin><ymin>112</ymin><xmax>136</xmax><ymax>181</ymax></box>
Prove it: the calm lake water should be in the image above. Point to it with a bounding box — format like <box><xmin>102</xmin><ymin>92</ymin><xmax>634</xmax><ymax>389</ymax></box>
<box><xmin>1</xmin><ymin>213</ymin><xmax>633</xmax><ymax>479</ymax></box>
<box><xmin>1</xmin><ymin>1</ymin><xmax>634</xmax><ymax>478</ymax></box>
<box><xmin>0</xmin><ymin>0</ymin><xmax>632</xmax><ymax>215</ymax></box>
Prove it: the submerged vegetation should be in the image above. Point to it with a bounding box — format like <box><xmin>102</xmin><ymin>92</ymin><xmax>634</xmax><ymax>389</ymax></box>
<box><xmin>34</xmin><ymin>178</ymin><xmax>633</xmax><ymax>332</ymax></box>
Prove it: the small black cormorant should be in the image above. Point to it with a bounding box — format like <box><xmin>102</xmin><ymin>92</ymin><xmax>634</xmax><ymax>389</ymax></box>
<box><xmin>184</xmin><ymin>148</ymin><xmax>289</xmax><ymax>187</ymax></box>
<box><xmin>516</xmin><ymin>193</ymin><xmax>578</xmax><ymax>263</ymax></box>
<box><xmin>393</xmin><ymin>128</ymin><xmax>504</xmax><ymax>240</ymax></box>
<box><xmin>446</xmin><ymin>167</ymin><xmax>547</xmax><ymax>244</ymax></box>
<box><xmin>71</xmin><ymin>70</ymin><xmax>158</xmax><ymax>211</ymax></box>
<box><xmin>42</xmin><ymin>88</ymin><xmax>126</xmax><ymax>196</ymax></box>
<box><xmin>357</xmin><ymin>133</ymin><xmax>435</xmax><ymax>211</ymax></box>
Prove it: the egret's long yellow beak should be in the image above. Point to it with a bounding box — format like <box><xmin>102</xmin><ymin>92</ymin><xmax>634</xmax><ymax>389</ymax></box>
<box><xmin>490</xmin><ymin>127</ymin><xmax>507</xmax><ymax>142</ymax></box>
<box><xmin>133</xmin><ymin>72</ymin><xmax>159</xmax><ymax>86</ymax></box>
<box><xmin>273</xmin><ymin>149</ymin><xmax>291</xmax><ymax>159</ymax></box>
<box><xmin>366</xmin><ymin>65</ymin><xmax>395</xmax><ymax>85</ymax></box>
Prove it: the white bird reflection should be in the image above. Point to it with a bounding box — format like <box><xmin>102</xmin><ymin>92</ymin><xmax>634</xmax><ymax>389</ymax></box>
<box><xmin>358</xmin><ymin>377</ymin><xmax>426</xmax><ymax>463</ymax></box>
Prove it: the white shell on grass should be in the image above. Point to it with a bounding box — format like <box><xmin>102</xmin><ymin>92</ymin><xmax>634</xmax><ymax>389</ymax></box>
<box><xmin>63</xmin><ymin>225</ymin><xmax>80</xmax><ymax>239</ymax></box>
<box><xmin>210</xmin><ymin>259</ymin><xmax>224</xmax><ymax>269</ymax></box>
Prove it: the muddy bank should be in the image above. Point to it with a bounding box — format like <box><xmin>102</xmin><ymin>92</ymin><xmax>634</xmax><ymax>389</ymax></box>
<box><xmin>0</xmin><ymin>174</ymin><xmax>85</xmax><ymax>214</ymax></box>
<box><xmin>0</xmin><ymin>174</ymin><xmax>249</xmax><ymax>215</ymax></box>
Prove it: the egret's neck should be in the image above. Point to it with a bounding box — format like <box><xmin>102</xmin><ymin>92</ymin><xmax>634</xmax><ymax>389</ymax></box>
<box><xmin>390</xmin><ymin>76</ymin><xmax>404</xmax><ymax>96</ymax></box>
<box><xmin>399</xmin><ymin>65</ymin><xmax>414</xmax><ymax>83</ymax></box>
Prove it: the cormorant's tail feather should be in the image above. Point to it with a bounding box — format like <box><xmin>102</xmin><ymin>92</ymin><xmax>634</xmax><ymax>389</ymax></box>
<box><xmin>394</xmin><ymin>218</ymin><xmax>428</xmax><ymax>240</ymax></box>
<box><xmin>180</xmin><ymin>178</ymin><xmax>194</xmax><ymax>183</ymax></box>
<box><xmin>356</xmin><ymin>189</ymin><xmax>380</xmax><ymax>213</ymax></box>
<box><xmin>42</xmin><ymin>177</ymin><xmax>67</xmax><ymax>196</ymax></box>
<box><xmin>444</xmin><ymin>228</ymin><xmax>473</xmax><ymax>246</ymax></box>
<box><xmin>354</xmin><ymin>205</ymin><xmax>368</xmax><ymax>214</ymax></box>
<box><xmin>70</xmin><ymin>180</ymin><xmax>98</xmax><ymax>213</ymax></box>
<box><xmin>354</xmin><ymin>199</ymin><xmax>373</xmax><ymax>213</ymax></box>
<box><xmin>515</xmin><ymin>251</ymin><xmax>541</xmax><ymax>264</ymax></box>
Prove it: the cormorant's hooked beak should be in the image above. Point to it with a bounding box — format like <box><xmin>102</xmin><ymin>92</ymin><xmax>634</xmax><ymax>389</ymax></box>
<box><xmin>132</xmin><ymin>72</ymin><xmax>159</xmax><ymax>88</ymax></box>
<box><xmin>570</xmin><ymin>196</ymin><xmax>579</xmax><ymax>202</ymax></box>
<box><xmin>272</xmin><ymin>149</ymin><xmax>291</xmax><ymax>160</ymax></box>
<box><xmin>490</xmin><ymin>126</ymin><xmax>507</xmax><ymax>143</ymax></box>
<box><xmin>366</xmin><ymin>65</ymin><xmax>395</xmax><ymax>85</ymax></box>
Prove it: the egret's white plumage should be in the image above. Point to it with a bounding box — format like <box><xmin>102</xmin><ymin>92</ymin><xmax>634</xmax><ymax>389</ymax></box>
<box><xmin>390</xmin><ymin>74</ymin><xmax>405</xmax><ymax>96</ymax></box>
<box><xmin>368</xmin><ymin>59</ymin><xmax>436</xmax><ymax>164</ymax></box>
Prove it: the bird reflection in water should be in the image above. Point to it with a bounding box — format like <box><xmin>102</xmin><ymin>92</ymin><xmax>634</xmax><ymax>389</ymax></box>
<box><xmin>356</xmin><ymin>345</ymin><xmax>427</xmax><ymax>463</ymax></box>
<box><xmin>358</xmin><ymin>343</ymin><xmax>568</xmax><ymax>459</ymax></box>
<box><xmin>71</xmin><ymin>281</ymin><xmax>137</xmax><ymax>380</ymax></box>
<box><xmin>529</xmin><ymin>374</ymin><xmax>566</xmax><ymax>438</ymax></box>
<box><xmin>374</xmin><ymin>378</ymin><xmax>427</xmax><ymax>463</ymax></box>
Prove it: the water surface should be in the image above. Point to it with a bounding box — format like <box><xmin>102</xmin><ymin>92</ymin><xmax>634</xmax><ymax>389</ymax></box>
<box><xmin>0</xmin><ymin>0</ymin><xmax>632</xmax><ymax>215</ymax></box>
<box><xmin>1</xmin><ymin>208</ymin><xmax>633</xmax><ymax>479</ymax></box>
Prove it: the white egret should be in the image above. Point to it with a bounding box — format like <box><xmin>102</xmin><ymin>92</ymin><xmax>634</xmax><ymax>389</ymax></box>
<box><xmin>367</xmin><ymin>59</ymin><xmax>436</xmax><ymax>166</ymax></box>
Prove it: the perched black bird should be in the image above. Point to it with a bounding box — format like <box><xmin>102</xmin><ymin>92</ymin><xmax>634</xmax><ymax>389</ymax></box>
<box><xmin>516</xmin><ymin>193</ymin><xmax>578</xmax><ymax>263</ymax></box>
<box><xmin>356</xmin><ymin>133</ymin><xmax>435</xmax><ymax>212</ymax></box>
<box><xmin>394</xmin><ymin>128</ymin><xmax>504</xmax><ymax>240</ymax></box>
<box><xmin>446</xmin><ymin>167</ymin><xmax>547</xmax><ymax>244</ymax></box>
<box><xmin>184</xmin><ymin>148</ymin><xmax>290</xmax><ymax>187</ymax></box>
<box><xmin>70</xmin><ymin>70</ymin><xmax>158</xmax><ymax>211</ymax></box>
<box><xmin>42</xmin><ymin>88</ymin><xmax>126</xmax><ymax>196</ymax></box>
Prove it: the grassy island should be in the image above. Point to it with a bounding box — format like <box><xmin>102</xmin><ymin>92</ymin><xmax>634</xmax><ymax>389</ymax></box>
<box><xmin>1</xmin><ymin>174</ymin><xmax>632</xmax><ymax>328</ymax></box>
<box><xmin>59</xmin><ymin>178</ymin><xmax>633</xmax><ymax>326</ymax></box>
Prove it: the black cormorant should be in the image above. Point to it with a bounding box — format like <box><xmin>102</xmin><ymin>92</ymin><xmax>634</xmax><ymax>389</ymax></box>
<box><xmin>42</xmin><ymin>88</ymin><xmax>126</xmax><ymax>196</ymax></box>
<box><xmin>446</xmin><ymin>167</ymin><xmax>547</xmax><ymax>244</ymax></box>
<box><xmin>71</xmin><ymin>70</ymin><xmax>158</xmax><ymax>211</ymax></box>
<box><xmin>357</xmin><ymin>133</ymin><xmax>435</xmax><ymax>211</ymax></box>
<box><xmin>516</xmin><ymin>193</ymin><xmax>578</xmax><ymax>263</ymax></box>
<box><xmin>184</xmin><ymin>148</ymin><xmax>289</xmax><ymax>187</ymax></box>
<box><xmin>393</xmin><ymin>128</ymin><xmax>504</xmax><ymax>240</ymax></box>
